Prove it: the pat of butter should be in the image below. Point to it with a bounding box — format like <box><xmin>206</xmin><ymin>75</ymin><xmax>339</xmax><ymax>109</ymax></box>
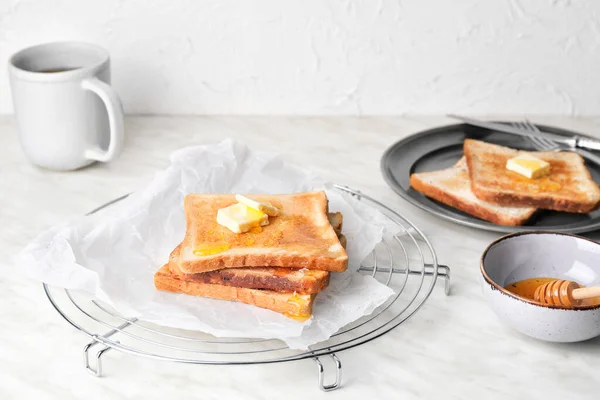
<box><xmin>506</xmin><ymin>154</ymin><xmax>551</xmax><ymax>179</ymax></box>
<box><xmin>217</xmin><ymin>203</ymin><xmax>269</xmax><ymax>233</ymax></box>
<box><xmin>235</xmin><ymin>194</ymin><xmax>279</xmax><ymax>216</ymax></box>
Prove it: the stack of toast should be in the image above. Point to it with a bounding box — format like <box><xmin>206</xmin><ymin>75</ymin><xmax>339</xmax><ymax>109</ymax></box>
<box><xmin>154</xmin><ymin>191</ymin><xmax>349</xmax><ymax>321</ymax></box>
<box><xmin>410</xmin><ymin>139</ymin><xmax>600</xmax><ymax>226</ymax></box>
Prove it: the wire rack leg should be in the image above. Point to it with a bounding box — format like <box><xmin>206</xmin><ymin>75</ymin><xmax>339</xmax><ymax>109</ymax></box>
<box><xmin>83</xmin><ymin>342</ymin><xmax>114</xmax><ymax>377</ymax></box>
<box><xmin>82</xmin><ymin>320</ymin><xmax>133</xmax><ymax>377</ymax></box>
<box><xmin>313</xmin><ymin>353</ymin><xmax>342</xmax><ymax>392</ymax></box>
<box><xmin>437</xmin><ymin>265</ymin><xmax>451</xmax><ymax>295</ymax></box>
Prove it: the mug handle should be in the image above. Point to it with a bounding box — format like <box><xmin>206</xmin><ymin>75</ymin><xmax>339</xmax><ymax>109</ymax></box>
<box><xmin>81</xmin><ymin>77</ymin><xmax>124</xmax><ymax>162</ymax></box>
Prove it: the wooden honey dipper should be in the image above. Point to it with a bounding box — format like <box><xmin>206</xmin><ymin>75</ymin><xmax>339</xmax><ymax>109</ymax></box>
<box><xmin>534</xmin><ymin>279</ymin><xmax>600</xmax><ymax>307</ymax></box>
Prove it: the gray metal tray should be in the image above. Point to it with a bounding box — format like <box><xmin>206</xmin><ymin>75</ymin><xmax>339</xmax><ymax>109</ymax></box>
<box><xmin>381</xmin><ymin>122</ymin><xmax>600</xmax><ymax>233</ymax></box>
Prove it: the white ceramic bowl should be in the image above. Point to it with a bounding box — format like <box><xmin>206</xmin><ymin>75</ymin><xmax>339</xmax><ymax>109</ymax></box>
<box><xmin>481</xmin><ymin>232</ymin><xmax>600</xmax><ymax>342</ymax></box>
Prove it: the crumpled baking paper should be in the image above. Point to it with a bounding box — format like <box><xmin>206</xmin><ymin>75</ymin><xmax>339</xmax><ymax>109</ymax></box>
<box><xmin>18</xmin><ymin>139</ymin><xmax>399</xmax><ymax>349</ymax></box>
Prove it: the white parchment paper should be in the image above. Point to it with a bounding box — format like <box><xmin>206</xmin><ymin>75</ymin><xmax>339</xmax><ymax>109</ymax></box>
<box><xmin>18</xmin><ymin>139</ymin><xmax>398</xmax><ymax>349</ymax></box>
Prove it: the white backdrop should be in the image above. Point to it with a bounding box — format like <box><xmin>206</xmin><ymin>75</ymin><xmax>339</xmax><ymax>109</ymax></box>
<box><xmin>1</xmin><ymin>0</ymin><xmax>598</xmax><ymax>115</ymax></box>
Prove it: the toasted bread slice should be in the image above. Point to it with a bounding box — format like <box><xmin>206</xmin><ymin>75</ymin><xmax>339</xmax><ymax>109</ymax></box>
<box><xmin>154</xmin><ymin>264</ymin><xmax>315</xmax><ymax>321</ymax></box>
<box><xmin>337</xmin><ymin>233</ymin><xmax>347</xmax><ymax>249</ymax></box>
<box><xmin>178</xmin><ymin>191</ymin><xmax>348</xmax><ymax>274</ymax></box>
<box><xmin>168</xmin><ymin>245</ymin><xmax>330</xmax><ymax>294</ymax></box>
<box><xmin>410</xmin><ymin>157</ymin><xmax>537</xmax><ymax>226</ymax></box>
<box><xmin>464</xmin><ymin>139</ymin><xmax>600</xmax><ymax>213</ymax></box>
<box><xmin>327</xmin><ymin>212</ymin><xmax>343</xmax><ymax>235</ymax></box>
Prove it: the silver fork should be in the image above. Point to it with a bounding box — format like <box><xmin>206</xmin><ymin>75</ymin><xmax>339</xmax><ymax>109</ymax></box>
<box><xmin>512</xmin><ymin>119</ymin><xmax>600</xmax><ymax>166</ymax></box>
<box><xmin>511</xmin><ymin>120</ymin><xmax>560</xmax><ymax>152</ymax></box>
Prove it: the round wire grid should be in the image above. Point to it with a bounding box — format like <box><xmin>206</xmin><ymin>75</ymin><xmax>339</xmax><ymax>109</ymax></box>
<box><xmin>43</xmin><ymin>185</ymin><xmax>450</xmax><ymax>378</ymax></box>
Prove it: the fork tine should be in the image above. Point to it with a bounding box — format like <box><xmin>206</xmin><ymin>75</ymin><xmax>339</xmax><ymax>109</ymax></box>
<box><xmin>524</xmin><ymin>120</ymin><xmax>534</xmax><ymax>129</ymax></box>
<box><xmin>530</xmin><ymin>136</ymin><xmax>547</xmax><ymax>151</ymax></box>
<box><xmin>524</xmin><ymin>118</ymin><xmax>554</xmax><ymax>144</ymax></box>
<box><xmin>511</xmin><ymin>122</ymin><xmax>526</xmax><ymax>134</ymax></box>
<box><xmin>538</xmin><ymin>134</ymin><xmax>555</xmax><ymax>148</ymax></box>
<box><xmin>524</xmin><ymin>118</ymin><xmax>538</xmax><ymax>131</ymax></box>
<box><xmin>511</xmin><ymin>121</ymin><xmax>555</xmax><ymax>151</ymax></box>
<box><xmin>536</xmin><ymin>138</ymin><xmax>556</xmax><ymax>151</ymax></box>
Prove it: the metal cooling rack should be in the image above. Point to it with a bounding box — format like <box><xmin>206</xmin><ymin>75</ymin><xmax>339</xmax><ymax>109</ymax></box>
<box><xmin>43</xmin><ymin>185</ymin><xmax>450</xmax><ymax>392</ymax></box>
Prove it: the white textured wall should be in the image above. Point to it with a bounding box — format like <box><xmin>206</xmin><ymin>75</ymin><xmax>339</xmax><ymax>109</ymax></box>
<box><xmin>1</xmin><ymin>0</ymin><xmax>599</xmax><ymax>115</ymax></box>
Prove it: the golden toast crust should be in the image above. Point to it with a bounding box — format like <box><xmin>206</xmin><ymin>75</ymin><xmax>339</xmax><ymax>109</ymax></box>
<box><xmin>327</xmin><ymin>212</ymin><xmax>343</xmax><ymax>234</ymax></box>
<box><xmin>179</xmin><ymin>191</ymin><xmax>348</xmax><ymax>273</ymax></box>
<box><xmin>154</xmin><ymin>264</ymin><xmax>315</xmax><ymax>320</ymax></box>
<box><xmin>168</xmin><ymin>245</ymin><xmax>330</xmax><ymax>294</ymax></box>
<box><xmin>410</xmin><ymin>171</ymin><xmax>536</xmax><ymax>226</ymax></box>
<box><xmin>464</xmin><ymin>139</ymin><xmax>600</xmax><ymax>213</ymax></box>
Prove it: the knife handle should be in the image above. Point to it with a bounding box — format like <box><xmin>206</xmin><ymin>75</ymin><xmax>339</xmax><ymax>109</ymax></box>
<box><xmin>575</xmin><ymin>136</ymin><xmax>600</xmax><ymax>151</ymax></box>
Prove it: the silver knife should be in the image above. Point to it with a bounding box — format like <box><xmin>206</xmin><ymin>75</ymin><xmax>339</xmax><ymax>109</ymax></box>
<box><xmin>447</xmin><ymin>114</ymin><xmax>600</xmax><ymax>151</ymax></box>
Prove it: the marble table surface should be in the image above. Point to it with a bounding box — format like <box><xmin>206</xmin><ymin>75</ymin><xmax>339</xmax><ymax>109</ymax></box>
<box><xmin>2</xmin><ymin>115</ymin><xmax>600</xmax><ymax>400</ymax></box>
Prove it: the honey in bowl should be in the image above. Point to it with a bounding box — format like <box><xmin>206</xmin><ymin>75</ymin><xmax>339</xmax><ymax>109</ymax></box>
<box><xmin>505</xmin><ymin>277</ymin><xmax>600</xmax><ymax>307</ymax></box>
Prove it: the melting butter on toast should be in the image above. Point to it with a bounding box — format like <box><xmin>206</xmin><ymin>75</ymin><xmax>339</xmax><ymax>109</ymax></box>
<box><xmin>464</xmin><ymin>139</ymin><xmax>600</xmax><ymax>213</ymax></box>
<box><xmin>410</xmin><ymin>157</ymin><xmax>537</xmax><ymax>226</ymax></box>
<box><xmin>178</xmin><ymin>191</ymin><xmax>348</xmax><ymax>274</ymax></box>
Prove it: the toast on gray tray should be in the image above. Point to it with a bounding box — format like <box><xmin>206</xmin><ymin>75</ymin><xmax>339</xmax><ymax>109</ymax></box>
<box><xmin>464</xmin><ymin>139</ymin><xmax>600</xmax><ymax>213</ymax></box>
<box><xmin>410</xmin><ymin>157</ymin><xmax>537</xmax><ymax>226</ymax></box>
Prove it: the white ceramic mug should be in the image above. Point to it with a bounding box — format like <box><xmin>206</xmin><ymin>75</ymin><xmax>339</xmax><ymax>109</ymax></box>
<box><xmin>9</xmin><ymin>42</ymin><xmax>124</xmax><ymax>170</ymax></box>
